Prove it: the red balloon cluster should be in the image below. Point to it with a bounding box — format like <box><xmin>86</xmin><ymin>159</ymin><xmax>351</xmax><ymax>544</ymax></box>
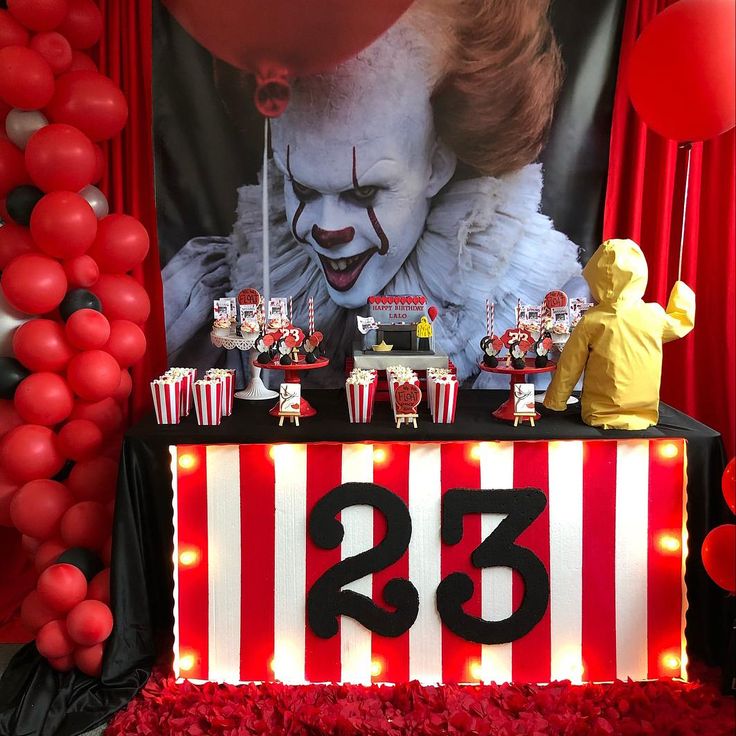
<box><xmin>701</xmin><ymin>458</ymin><xmax>736</xmax><ymax>594</ymax></box>
<box><xmin>0</xmin><ymin>1</ymin><xmax>146</xmax><ymax>676</ymax></box>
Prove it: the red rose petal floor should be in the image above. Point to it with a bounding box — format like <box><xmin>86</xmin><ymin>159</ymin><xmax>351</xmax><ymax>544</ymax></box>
<box><xmin>105</xmin><ymin>668</ymin><xmax>735</xmax><ymax>736</ymax></box>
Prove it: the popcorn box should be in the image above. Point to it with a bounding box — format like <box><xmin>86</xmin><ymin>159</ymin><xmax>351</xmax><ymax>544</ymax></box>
<box><xmin>165</xmin><ymin>367</ymin><xmax>196</xmax><ymax>417</ymax></box>
<box><xmin>151</xmin><ymin>378</ymin><xmax>182</xmax><ymax>425</ymax></box>
<box><xmin>193</xmin><ymin>379</ymin><xmax>223</xmax><ymax>426</ymax></box>
<box><xmin>206</xmin><ymin>369</ymin><xmax>236</xmax><ymax>416</ymax></box>
<box><xmin>431</xmin><ymin>376</ymin><xmax>458</xmax><ymax>424</ymax></box>
<box><xmin>345</xmin><ymin>377</ymin><xmax>377</xmax><ymax>423</ymax></box>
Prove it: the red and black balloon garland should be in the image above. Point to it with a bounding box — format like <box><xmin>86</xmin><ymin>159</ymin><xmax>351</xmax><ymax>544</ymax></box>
<box><xmin>0</xmin><ymin>0</ymin><xmax>148</xmax><ymax>677</ymax></box>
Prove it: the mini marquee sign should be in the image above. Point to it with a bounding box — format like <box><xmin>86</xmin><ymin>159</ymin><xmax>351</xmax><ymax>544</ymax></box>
<box><xmin>171</xmin><ymin>439</ymin><xmax>687</xmax><ymax>686</ymax></box>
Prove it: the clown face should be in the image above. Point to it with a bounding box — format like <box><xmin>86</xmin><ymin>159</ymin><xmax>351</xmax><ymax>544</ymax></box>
<box><xmin>270</xmin><ymin>22</ymin><xmax>456</xmax><ymax>309</ymax></box>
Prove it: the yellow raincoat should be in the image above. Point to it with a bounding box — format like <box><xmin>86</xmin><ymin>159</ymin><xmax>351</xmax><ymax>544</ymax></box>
<box><xmin>543</xmin><ymin>239</ymin><xmax>695</xmax><ymax>429</ymax></box>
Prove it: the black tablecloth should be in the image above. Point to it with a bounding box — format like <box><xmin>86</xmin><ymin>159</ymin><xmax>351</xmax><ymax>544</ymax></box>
<box><xmin>1</xmin><ymin>390</ymin><xmax>731</xmax><ymax>735</ymax></box>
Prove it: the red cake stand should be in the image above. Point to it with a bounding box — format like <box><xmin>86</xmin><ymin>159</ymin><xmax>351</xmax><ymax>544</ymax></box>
<box><xmin>479</xmin><ymin>358</ymin><xmax>556</xmax><ymax>422</ymax></box>
<box><xmin>254</xmin><ymin>355</ymin><xmax>330</xmax><ymax>417</ymax></box>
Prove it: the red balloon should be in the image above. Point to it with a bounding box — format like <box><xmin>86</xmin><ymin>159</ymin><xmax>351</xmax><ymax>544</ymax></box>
<box><xmin>112</xmin><ymin>369</ymin><xmax>132</xmax><ymax>404</ymax></box>
<box><xmin>69</xmin><ymin>49</ymin><xmax>96</xmax><ymax>72</ymax></box>
<box><xmin>37</xmin><ymin>561</ymin><xmax>88</xmax><ymax>612</ymax></box>
<box><xmin>66</xmin><ymin>456</ymin><xmax>116</xmax><ymax>502</ymax></box>
<box><xmin>56</xmin><ymin>0</ymin><xmax>101</xmax><ymax>49</ymax></box>
<box><xmin>0</xmin><ymin>398</ymin><xmax>23</xmax><ymax>437</ymax></box>
<box><xmin>70</xmin><ymin>397</ymin><xmax>123</xmax><ymax>436</ymax></box>
<box><xmin>1</xmin><ymin>252</ymin><xmax>67</xmax><ymax>314</ymax></box>
<box><xmin>20</xmin><ymin>590</ymin><xmax>57</xmax><ymax>633</ymax></box>
<box><xmin>46</xmin><ymin>71</ymin><xmax>128</xmax><ymax>142</ymax></box>
<box><xmin>14</xmin><ymin>371</ymin><xmax>74</xmax><ymax>425</ymax></box>
<box><xmin>48</xmin><ymin>654</ymin><xmax>75</xmax><ymax>671</ymax></box>
<box><xmin>63</xmin><ymin>253</ymin><xmax>99</xmax><ymax>288</ymax></box>
<box><xmin>162</xmin><ymin>0</ymin><xmax>413</xmax><ymax>117</ymax></box>
<box><xmin>0</xmin><ymin>10</ymin><xmax>30</xmax><ymax>49</ymax></box>
<box><xmin>701</xmin><ymin>524</ymin><xmax>736</xmax><ymax>593</ymax></box>
<box><xmin>0</xmin><ymin>466</ymin><xmax>18</xmax><ymax>525</ymax></box>
<box><xmin>9</xmin><ymin>478</ymin><xmax>72</xmax><ymax>537</ymax></box>
<box><xmin>0</xmin><ymin>223</ymin><xmax>35</xmax><ymax>269</ymax></box>
<box><xmin>74</xmin><ymin>641</ymin><xmax>104</xmax><ymax>676</ymax></box>
<box><xmin>66</xmin><ymin>599</ymin><xmax>112</xmax><ymax>646</ymax></box>
<box><xmin>8</xmin><ymin>0</ymin><xmax>69</xmax><ymax>32</ymax></box>
<box><xmin>0</xmin><ymin>424</ymin><xmax>64</xmax><ymax>482</ymax></box>
<box><xmin>34</xmin><ymin>537</ymin><xmax>67</xmax><ymax>572</ymax></box>
<box><xmin>90</xmin><ymin>274</ymin><xmax>150</xmax><ymax>324</ymax></box>
<box><xmin>64</xmin><ymin>308</ymin><xmax>110</xmax><ymax>350</ymax></box>
<box><xmin>12</xmin><ymin>319</ymin><xmax>75</xmax><ymax>372</ymax></box>
<box><xmin>30</xmin><ymin>31</ymin><xmax>72</xmax><ymax>74</ymax></box>
<box><xmin>88</xmin><ymin>214</ymin><xmax>149</xmax><ymax>273</ymax></box>
<box><xmin>36</xmin><ymin>618</ymin><xmax>75</xmax><ymax>657</ymax></box>
<box><xmin>30</xmin><ymin>191</ymin><xmax>97</xmax><ymax>258</ymax></box>
<box><xmin>91</xmin><ymin>142</ymin><xmax>104</xmax><ymax>182</ymax></box>
<box><xmin>0</xmin><ymin>138</ymin><xmax>30</xmax><ymax>198</ymax></box>
<box><xmin>59</xmin><ymin>500</ymin><xmax>109</xmax><ymax>549</ymax></box>
<box><xmin>21</xmin><ymin>533</ymin><xmax>40</xmax><ymax>553</ymax></box>
<box><xmin>722</xmin><ymin>458</ymin><xmax>736</xmax><ymax>515</ymax></box>
<box><xmin>25</xmin><ymin>123</ymin><xmax>96</xmax><ymax>192</ymax></box>
<box><xmin>57</xmin><ymin>418</ymin><xmax>102</xmax><ymax>461</ymax></box>
<box><xmin>427</xmin><ymin>305</ymin><xmax>438</xmax><ymax>322</ymax></box>
<box><xmin>0</xmin><ymin>45</ymin><xmax>55</xmax><ymax>110</ymax></box>
<box><xmin>628</xmin><ymin>0</ymin><xmax>736</xmax><ymax>141</ymax></box>
<box><xmin>104</xmin><ymin>320</ymin><xmax>145</xmax><ymax>368</ymax></box>
<box><xmin>87</xmin><ymin>567</ymin><xmax>109</xmax><ymax>604</ymax></box>
<box><xmin>66</xmin><ymin>349</ymin><xmax>120</xmax><ymax>401</ymax></box>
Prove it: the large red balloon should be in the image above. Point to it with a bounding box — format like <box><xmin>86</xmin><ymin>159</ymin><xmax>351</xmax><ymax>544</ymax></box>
<box><xmin>104</xmin><ymin>320</ymin><xmax>146</xmax><ymax>368</ymax></box>
<box><xmin>162</xmin><ymin>0</ymin><xmax>414</xmax><ymax>117</ymax></box>
<box><xmin>33</xmin><ymin>537</ymin><xmax>67</xmax><ymax>572</ymax></box>
<box><xmin>12</xmin><ymin>319</ymin><xmax>75</xmax><ymax>372</ymax></box>
<box><xmin>0</xmin><ymin>466</ymin><xmax>18</xmax><ymax>525</ymax></box>
<box><xmin>701</xmin><ymin>524</ymin><xmax>736</xmax><ymax>593</ymax></box>
<box><xmin>30</xmin><ymin>32</ymin><xmax>73</xmax><ymax>75</ymax></box>
<box><xmin>70</xmin><ymin>396</ymin><xmax>123</xmax><ymax>436</ymax></box>
<box><xmin>0</xmin><ymin>45</ymin><xmax>55</xmax><ymax>110</ymax></box>
<box><xmin>63</xmin><ymin>253</ymin><xmax>99</xmax><ymax>288</ymax></box>
<box><xmin>87</xmin><ymin>567</ymin><xmax>109</xmax><ymax>604</ymax></box>
<box><xmin>65</xmin><ymin>308</ymin><xmax>110</xmax><ymax>350</ymax></box>
<box><xmin>46</xmin><ymin>71</ymin><xmax>128</xmax><ymax>142</ymax></box>
<box><xmin>36</xmin><ymin>618</ymin><xmax>75</xmax><ymax>658</ymax></box>
<box><xmin>0</xmin><ymin>398</ymin><xmax>23</xmax><ymax>437</ymax></box>
<box><xmin>14</xmin><ymin>372</ymin><xmax>74</xmax><ymax>425</ymax></box>
<box><xmin>90</xmin><ymin>274</ymin><xmax>151</xmax><ymax>324</ymax></box>
<box><xmin>1</xmin><ymin>252</ymin><xmax>67</xmax><ymax>314</ymax></box>
<box><xmin>57</xmin><ymin>418</ymin><xmax>102</xmax><ymax>461</ymax></box>
<box><xmin>722</xmin><ymin>458</ymin><xmax>735</xmax><ymax>515</ymax></box>
<box><xmin>48</xmin><ymin>654</ymin><xmax>75</xmax><ymax>671</ymax></box>
<box><xmin>66</xmin><ymin>599</ymin><xmax>112</xmax><ymax>646</ymax></box>
<box><xmin>88</xmin><ymin>214</ymin><xmax>148</xmax><ymax>273</ymax></box>
<box><xmin>74</xmin><ymin>642</ymin><xmax>104</xmax><ymax>676</ymax></box>
<box><xmin>59</xmin><ymin>500</ymin><xmax>110</xmax><ymax>549</ymax></box>
<box><xmin>25</xmin><ymin>123</ymin><xmax>96</xmax><ymax>192</ymax></box>
<box><xmin>20</xmin><ymin>590</ymin><xmax>57</xmax><ymax>633</ymax></box>
<box><xmin>69</xmin><ymin>49</ymin><xmax>96</xmax><ymax>72</ymax></box>
<box><xmin>66</xmin><ymin>456</ymin><xmax>116</xmax><ymax>502</ymax></box>
<box><xmin>0</xmin><ymin>10</ymin><xmax>29</xmax><ymax>49</ymax></box>
<box><xmin>30</xmin><ymin>190</ymin><xmax>97</xmax><ymax>258</ymax></box>
<box><xmin>37</xmin><ymin>561</ymin><xmax>88</xmax><ymax>612</ymax></box>
<box><xmin>0</xmin><ymin>223</ymin><xmax>35</xmax><ymax>269</ymax></box>
<box><xmin>112</xmin><ymin>369</ymin><xmax>132</xmax><ymax>404</ymax></box>
<box><xmin>9</xmin><ymin>478</ymin><xmax>73</xmax><ymax>538</ymax></box>
<box><xmin>56</xmin><ymin>0</ymin><xmax>102</xmax><ymax>49</ymax></box>
<box><xmin>0</xmin><ymin>138</ymin><xmax>30</xmax><ymax>198</ymax></box>
<box><xmin>66</xmin><ymin>350</ymin><xmax>120</xmax><ymax>401</ymax></box>
<box><xmin>0</xmin><ymin>424</ymin><xmax>64</xmax><ymax>481</ymax></box>
<box><xmin>8</xmin><ymin>0</ymin><xmax>69</xmax><ymax>32</ymax></box>
<box><xmin>628</xmin><ymin>0</ymin><xmax>736</xmax><ymax>141</ymax></box>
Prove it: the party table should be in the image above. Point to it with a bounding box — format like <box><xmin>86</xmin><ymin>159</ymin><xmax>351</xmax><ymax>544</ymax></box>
<box><xmin>0</xmin><ymin>390</ymin><xmax>730</xmax><ymax>736</ymax></box>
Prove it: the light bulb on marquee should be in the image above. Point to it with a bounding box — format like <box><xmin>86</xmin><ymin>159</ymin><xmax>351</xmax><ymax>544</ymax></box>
<box><xmin>657</xmin><ymin>533</ymin><xmax>681</xmax><ymax>554</ymax></box>
<box><xmin>373</xmin><ymin>447</ymin><xmax>387</xmax><ymax>464</ymax></box>
<box><xmin>179</xmin><ymin>546</ymin><xmax>201</xmax><ymax>568</ymax></box>
<box><xmin>178</xmin><ymin>453</ymin><xmax>197</xmax><ymax>470</ymax></box>
<box><xmin>468</xmin><ymin>659</ymin><xmax>483</xmax><ymax>682</ymax></box>
<box><xmin>179</xmin><ymin>652</ymin><xmax>196</xmax><ymax>672</ymax></box>
<box><xmin>370</xmin><ymin>658</ymin><xmax>383</xmax><ymax>678</ymax></box>
<box><xmin>658</xmin><ymin>442</ymin><xmax>679</xmax><ymax>459</ymax></box>
<box><xmin>469</xmin><ymin>444</ymin><xmax>483</xmax><ymax>461</ymax></box>
<box><xmin>661</xmin><ymin>652</ymin><xmax>681</xmax><ymax>671</ymax></box>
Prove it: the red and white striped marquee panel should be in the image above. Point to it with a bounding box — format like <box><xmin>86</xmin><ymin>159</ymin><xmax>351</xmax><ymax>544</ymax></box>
<box><xmin>171</xmin><ymin>439</ymin><xmax>687</xmax><ymax>685</ymax></box>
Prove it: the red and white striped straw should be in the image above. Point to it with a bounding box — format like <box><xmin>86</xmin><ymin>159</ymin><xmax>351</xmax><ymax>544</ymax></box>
<box><xmin>485</xmin><ymin>299</ymin><xmax>490</xmax><ymax>336</ymax></box>
<box><xmin>308</xmin><ymin>296</ymin><xmax>314</xmax><ymax>334</ymax></box>
<box><xmin>516</xmin><ymin>297</ymin><xmax>521</xmax><ymax>327</ymax></box>
<box><xmin>289</xmin><ymin>296</ymin><xmax>293</xmax><ymax>325</ymax></box>
<box><xmin>490</xmin><ymin>301</ymin><xmax>495</xmax><ymax>337</ymax></box>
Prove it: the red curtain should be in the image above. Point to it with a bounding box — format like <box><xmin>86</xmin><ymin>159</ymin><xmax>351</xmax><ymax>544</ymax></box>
<box><xmin>604</xmin><ymin>0</ymin><xmax>736</xmax><ymax>456</ymax></box>
<box><xmin>96</xmin><ymin>0</ymin><xmax>167</xmax><ymax>421</ymax></box>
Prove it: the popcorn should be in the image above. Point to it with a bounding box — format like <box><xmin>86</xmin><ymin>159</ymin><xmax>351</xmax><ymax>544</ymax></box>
<box><xmin>150</xmin><ymin>377</ymin><xmax>181</xmax><ymax>424</ymax></box>
<box><xmin>345</xmin><ymin>368</ymin><xmax>377</xmax><ymax>423</ymax></box>
<box><xmin>205</xmin><ymin>368</ymin><xmax>236</xmax><ymax>416</ymax></box>
<box><xmin>164</xmin><ymin>367</ymin><xmax>196</xmax><ymax>416</ymax></box>
<box><xmin>192</xmin><ymin>378</ymin><xmax>223</xmax><ymax>425</ymax></box>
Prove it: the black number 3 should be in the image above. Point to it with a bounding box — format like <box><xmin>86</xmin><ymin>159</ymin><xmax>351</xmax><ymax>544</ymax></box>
<box><xmin>436</xmin><ymin>488</ymin><xmax>549</xmax><ymax>644</ymax></box>
<box><xmin>307</xmin><ymin>482</ymin><xmax>419</xmax><ymax>639</ymax></box>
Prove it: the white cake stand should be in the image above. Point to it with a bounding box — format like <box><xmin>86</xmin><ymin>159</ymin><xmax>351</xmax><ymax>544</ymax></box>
<box><xmin>210</xmin><ymin>332</ymin><xmax>278</xmax><ymax>401</ymax></box>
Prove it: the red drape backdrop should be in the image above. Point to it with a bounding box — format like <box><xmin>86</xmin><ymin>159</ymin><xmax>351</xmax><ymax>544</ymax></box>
<box><xmin>603</xmin><ymin>0</ymin><xmax>736</xmax><ymax>456</ymax></box>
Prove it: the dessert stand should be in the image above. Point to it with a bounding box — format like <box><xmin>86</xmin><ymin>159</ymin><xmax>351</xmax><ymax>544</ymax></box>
<box><xmin>254</xmin><ymin>355</ymin><xmax>330</xmax><ymax>417</ymax></box>
<box><xmin>479</xmin><ymin>357</ymin><xmax>556</xmax><ymax>421</ymax></box>
<box><xmin>211</xmin><ymin>331</ymin><xmax>278</xmax><ymax>400</ymax></box>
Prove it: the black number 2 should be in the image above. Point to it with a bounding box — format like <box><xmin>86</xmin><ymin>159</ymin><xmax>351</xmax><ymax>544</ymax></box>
<box><xmin>307</xmin><ymin>482</ymin><xmax>419</xmax><ymax>639</ymax></box>
<box><xmin>436</xmin><ymin>488</ymin><xmax>549</xmax><ymax>644</ymax></box>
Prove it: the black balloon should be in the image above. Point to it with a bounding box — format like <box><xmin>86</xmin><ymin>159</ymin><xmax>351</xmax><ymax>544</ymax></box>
<box><xmin>5</xmin><ymin>185</ymin><xmax>44</xmax><ymax>227</ymax></box>
<box><xmin>59</xmin><ymin>289</ymin><xmax>102</xmax><ymax>321</ymax></box>
<box><xmin>52</xmin><ymin>460</ymin><xmax>75</xmax><ymax>482</ymax></box>
<box><xmin>279</xmin><ymin>354</ymin><xmax>292</xmax><ymax>365</ymax></box>
<box><xmin>0</xmin><ymin>357</ymin><xmax>30</xmax><ymax>399</ymax></box>
<box><xmin>56</xmin><ymin>547</ymin><xmax>105</xmax><ymax>582</ymax></box>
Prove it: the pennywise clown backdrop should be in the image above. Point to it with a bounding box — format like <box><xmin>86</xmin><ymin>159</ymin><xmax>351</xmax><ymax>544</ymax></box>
<box><xmin>155</xmin><ymin>0</ymin><xmax>625</xmax><ymax>386</ymax></box>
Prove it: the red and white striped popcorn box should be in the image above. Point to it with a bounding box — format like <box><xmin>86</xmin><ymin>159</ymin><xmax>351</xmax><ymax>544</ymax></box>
<box><xmin>165</xmin><ymin>368</ymin><xmax>196</xmax><ymax>416</ymax></box>
<box><xmin>345</xmin><ymin>371</ymin><xmax>377</xmax><ymax>423</ymax></box>
<box><xmin>150</xmin><ymin>378</ymin><xmax>182</xmax><ymax>424</ymax></box>
<box><xmin>206</xmin><ymin>369</ymin><xmax>236</xmax><ymax>416</ymax></box>
<box><xmin>386</xmin><ymin>367</ymin><xmax>416</xmax><ymax>413</ymax></box>
<box><xmin>426</xmin><ymin>368</ymin><xmax>454</xmax><ymax>417</ymax></box>
<box><xmin>193</xmin><ymin>379</ymin><xmax>223</xmax><ymax>426</ymax></box>
<box><xmin>432</xmin><ymin>375</ymin><xmax>459</xmax><ymax>423</ymax></box>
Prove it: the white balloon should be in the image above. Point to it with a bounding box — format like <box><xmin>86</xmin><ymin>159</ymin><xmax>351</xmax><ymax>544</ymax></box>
<box><xmin>0</xmin><ymin>290</ymin><xmax>32</xmax><ymax>358</ymax></box>
<box><xmin>5</xmin><ymin>109</ymin><xmax>48</xmax><ymax>150</ymax></box>
<box><xmin>79</xmin><ymin>185</ymin><xmax>110</xmax><ymax>219</ymax></box>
